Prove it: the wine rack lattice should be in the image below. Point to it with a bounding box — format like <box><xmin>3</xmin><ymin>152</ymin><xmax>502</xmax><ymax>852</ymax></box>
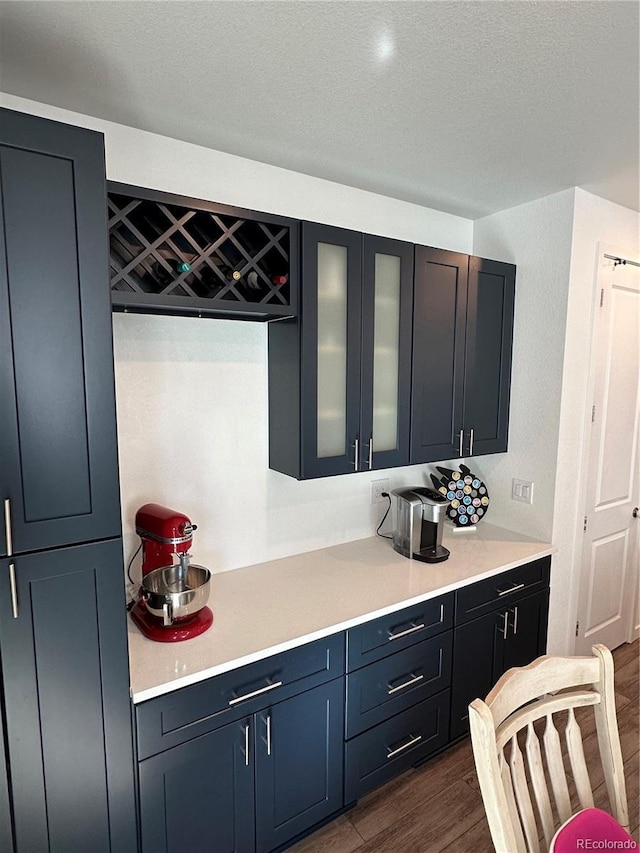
<box><xmin>107</xmin><ymin>184</ymin><xmax>297</xmax><ymax>320</ymax></box>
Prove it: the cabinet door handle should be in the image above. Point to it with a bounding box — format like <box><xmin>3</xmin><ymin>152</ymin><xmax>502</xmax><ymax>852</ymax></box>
<box><xmin>388</xmin><ymin>623</ymin><xmax>425</xmax><ymax>641</ymax></box>
<box><xmin>265</xmin><ymin>713</ymin><xmax>272</xmax><ymax>756</ymax></box>
<box><xmin>500</xmin><ymin>611</ymin><xmax>508</xmax><ymax>640</ymax></box>
<box><xmin>4</xmin><ymin>499</ymin><xmax>13</xmax><ymax>557</ymax></box>
<box><xmin>8</xmin><ymin>563</ymin><xmax>18</xmax><ymax>619</ymax></box>
<box><xmin>353</xmin><ymin>437</ymin><xmax>360</xmax><ymax>472</ymax></box>
<box><xmin>244</xmin><ymin>722</ymin><xmax>250</xmax><ymax>767</ymax></box>
<box><xmin>469</xmin><ymin>428</ymin><xmax>474</xmax><ymax>456</ymax></box>
<box><xmin>387</xmin><ymin>734</ymin><xmax>422</xmax><ymax>759</ymax></box>
<box><xmin>228</xmin><ymin>680</ymin><xmax>283</xmax><ymax>706</ymax></box>
<box><xmin>512</xmin><ymin>605</ymin><xmax>519</xmax><ymax>636</ymax></box>
<box><xmin>497</xmin><ymin>581</ymin><xmax>525</xmax><ymax>597</ymax></box>
<box><xmin>388</xmin><ymin>673</ymin><xmax>424</xmax><ymax>695</ymax></box>
<box><xmin>458</xmin><ymin>430</ymin><xmax>464</xmax><ymax>457</ymax></box>
<box><xmin>368</xmin><ymin>438</ymin><xmax>373</xmax><ymax>470</ymax></box>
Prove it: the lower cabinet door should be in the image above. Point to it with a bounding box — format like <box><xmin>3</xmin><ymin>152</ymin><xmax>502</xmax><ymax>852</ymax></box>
<box><xmin>344</xmin><ymin>690</ymin><xmax>450</xmax><ymax>803</ymax></box>
<box><xmin>255</xmin><ymin>679</ymin><xmax>344</xmax><ymax>853</ymax></box>
<box><xmin>139</xmin><ymin>717</ymin><xmax>255</xmax><ymax>853</ymax></box>
<box><xmin>450</xmin><ymin>589</ymin><xmax>550</xmax><ymax>739</ymax></box>
<box><xmin>0</xmin><ymin>540</ymin><xmax>137</xmax><ymax>853</ymax></box>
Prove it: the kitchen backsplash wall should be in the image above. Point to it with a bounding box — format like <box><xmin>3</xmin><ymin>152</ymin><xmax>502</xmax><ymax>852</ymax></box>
<box><xmin>113</xmin><ymin>312</ymin><xmax>448</xmax><ymax>577</ymax></box>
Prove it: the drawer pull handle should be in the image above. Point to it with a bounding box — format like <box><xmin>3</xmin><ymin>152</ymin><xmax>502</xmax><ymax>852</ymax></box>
<box><xmin>229</xmin><ymin>680</ymin><xmax>283</xmax><ymax>706</ymax></box>
<box><xmin>497</xmin><ymin>581</ymin><xmax>525</xmax><ymax>597</ymax></box>
<box><xmin>4</xmin><ymin>499</ymin><xmax>13</xmax><ymax>557</ymax></box>
<box><xmin>388</xmin><ymin>623</ymin><xmax>425</xmax><ymax>641</ymax></box>
<box><xmin>387</xmin><ymin>734</ymin><xmax>423</xmax><ymax>759</ymax></box>
<box><xmin>388</xmin><ymin>673</ymin><xmax>424</xmax><ymax>695</ymax></box>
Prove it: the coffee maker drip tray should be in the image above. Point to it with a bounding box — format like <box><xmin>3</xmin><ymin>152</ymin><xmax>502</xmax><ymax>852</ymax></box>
<box><xmin>413</xmin><ymin>544</ymin><xmax>450</xmax><ymax>564</ymax></box>
<box><xmin>131</xmin><ymin>601</ymin><xmax>214</xmax><ymax>642</ymax></box>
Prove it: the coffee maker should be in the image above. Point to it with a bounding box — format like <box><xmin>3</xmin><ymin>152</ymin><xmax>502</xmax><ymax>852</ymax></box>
<box><xmin>130</xmin><ymin>503</ymin><xmax>213</xmax><ymax>642</ymax></box>
<box><xmin>390</xmin><ymin>487</ymin><xmax>451</xmax><ymax>563</ymax></box>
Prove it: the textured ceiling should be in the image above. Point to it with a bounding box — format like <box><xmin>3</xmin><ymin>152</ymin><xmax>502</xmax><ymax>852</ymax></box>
<box><xmin>0</xmin><ymin>0</ymin><xmax>638</xmax><ymax>219</ymax></box>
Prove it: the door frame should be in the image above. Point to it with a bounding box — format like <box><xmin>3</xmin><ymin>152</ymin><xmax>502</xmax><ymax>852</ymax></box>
<box><xmin>571</xmin><ymin>242</ymin><xmax>640</xmax><ymax>651</ymax></box>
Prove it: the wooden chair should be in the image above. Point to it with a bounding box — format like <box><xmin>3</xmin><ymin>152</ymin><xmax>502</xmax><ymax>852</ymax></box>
<box><xmin>468</xmin><ymin>644</ymin><xmax>630</xmax><ymax>853</ymax></box>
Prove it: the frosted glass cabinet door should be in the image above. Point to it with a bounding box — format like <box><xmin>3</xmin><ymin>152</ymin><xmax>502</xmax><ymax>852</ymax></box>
<box><xmin>360</xmin><ymin>235</ymin><xmax>414</xmax><ymax>470</ymax></box>
<box><xmin>301</xmin><ymin>223</ymin><xmax>363</xmax><ymax>477</ymax></box>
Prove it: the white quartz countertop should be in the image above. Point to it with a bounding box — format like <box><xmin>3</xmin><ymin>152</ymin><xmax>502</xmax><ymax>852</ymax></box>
<box><xmin>128</xmin><ymin>523</ymin><xmax>555</xmax><ymax>703</ymax></box>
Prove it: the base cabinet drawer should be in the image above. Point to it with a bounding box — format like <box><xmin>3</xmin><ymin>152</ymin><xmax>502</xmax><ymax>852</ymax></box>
<box><xmin>346</xmin><ymin>631</ymin><xmax>452</xmax><ymax>738</ymax></box>
<box><xmin>344</xmin><ymin>690</ymin><xmax>450</xmax><ymax>802</ymax></box>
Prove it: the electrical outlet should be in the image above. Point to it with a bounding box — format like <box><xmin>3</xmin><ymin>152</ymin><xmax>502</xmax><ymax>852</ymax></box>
<box><xmin>371</xmin><ymin>478</ymin><xmax>390</xmax><ymax>505</ymax></box>
<box><xmin>512</xmin><ymin>478</ymin><xmax>534</xmax><ymax>504</ymax></box>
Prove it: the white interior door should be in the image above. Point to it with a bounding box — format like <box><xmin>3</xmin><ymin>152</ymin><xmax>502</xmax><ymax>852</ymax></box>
<box><xmin>575</xmin><ymin>250</ymin><xmax>640</xmax><ymax>654</ymax></box>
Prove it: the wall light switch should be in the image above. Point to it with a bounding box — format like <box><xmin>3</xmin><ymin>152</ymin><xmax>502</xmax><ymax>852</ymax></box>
<box><xmin>512</xmin><ymin>478</ymin><xmax>534</xmax><ymax>504</ymax></box>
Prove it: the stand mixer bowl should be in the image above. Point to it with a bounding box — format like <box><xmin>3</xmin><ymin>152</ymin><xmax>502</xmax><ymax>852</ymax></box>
<box><xmin>141</xmin><ymin>563</ymin><xmax>211</xmax><ymax>626</ymax></box>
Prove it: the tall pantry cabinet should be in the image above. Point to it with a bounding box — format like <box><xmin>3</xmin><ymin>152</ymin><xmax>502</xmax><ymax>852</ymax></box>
<box><xmin>0</xmin><ymin>109</ymin><xmax>137</xmax><ymax>852</ymax></box>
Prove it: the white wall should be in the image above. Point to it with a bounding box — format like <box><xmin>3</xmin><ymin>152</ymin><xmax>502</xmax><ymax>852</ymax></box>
<box><xmin>472</xmin><ymin>190</ymin><xmax>576</xmax><ymax>540</ymax></box>
<box><xmin>473</xmin><ymin>188</ymin><xmax>640</xmax><ymax>654</ymax></box>
<box><xmin>0</xmin><ymin>94</ymin><xmax>474</xmax><ymax>580</ymax></box>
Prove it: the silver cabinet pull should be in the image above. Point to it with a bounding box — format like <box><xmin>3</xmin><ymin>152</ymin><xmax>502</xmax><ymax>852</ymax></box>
<box><xmin>512</xmin><ymin>605</ymin><xmax>519</xmax><ymax>636</ymax></box>
<box><xmin>458</xmin><ymin>429</ymin><xmax>464</xmax><ymax>457</ymax></box>
<box><xmin>368</xmin><ymin>438</ymin><xmax>373</xmax><ymax>470</ymax></box>
<box><xmin>353</xmin><ymin>437</ymin><xmax>360</xmax><ymax>472</ymax></box>
<box><xmin>388</xmin><ymin>623</ymin><xmax>425</xmax><ymax>641</ymax></box>
<box><xmin>266</xmin><ymin>713</ymin><xmax>272</xmax><ymax>756</ymax></box>
<box><xmin>388</xmin><ymin>673</ymin><xmax>424</xmax><ymax>695</ymax></box>
<box><xmin>469</xmin><ymin>428</ymin><xmax>474</xmax><ymax>456</ymax></box>
<box><xmin>500</xmin><ymin>611</ymin><xmax>509</xmax><ymax>640</ymax></box>
<box><xmin>8</xmin><ymin>563</ymin><xmax>18</xmax><ymax>619</ymax></box>
<box><xmin>4</xmin><ymin>499</ymin><xmax>13</xmax><ymax>557</ymax></box>
<box><xmin>228</xmin><ymin>680</ymin><xmax>283</xmax><ymax>706</ymax></box>
<box><xmin>497</xmin><ymin>581</ymin><xmax>525</xmax><ymax>597</ymax></box>
<box><xmin>244</xmin><ymin>723</ymin><xmax>250</xmax><ymax>767</ymax></box>
<box><xmin>387</xmin><ymin>734</ymin><xmax>422</xmax><ymax>760</ymax></box>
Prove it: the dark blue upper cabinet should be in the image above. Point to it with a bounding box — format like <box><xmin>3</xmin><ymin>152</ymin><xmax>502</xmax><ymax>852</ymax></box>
<box><xmin>411</xmin><ymin>247</ymin><xmax>515</xmax><ymax>464</ymax></box>
<box><xmin>0</xmin><ymin>108</ymin><xmax>121</xmax><ymax>557</ymax></box>
<box><xmin>268</xmin><ymin>223</ymin><xmax>414</xmax><ymax>478</ymax></box>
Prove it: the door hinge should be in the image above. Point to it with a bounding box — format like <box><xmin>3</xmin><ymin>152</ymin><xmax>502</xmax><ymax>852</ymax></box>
<box><xmin>575</xmin><ymin>620</ymin><xmax>579</xmax><ymax>637</ymax></box>
<box><xmin>583</xmin><ymin>516</ymin><xmax>588</xmax><ymax>532</ymax></box>
<box><xmin>592</xmin><ymin>405</ymin><xmax>596</xmax><ymax>423</ymax></box>
<box><xmin>600</xmin><ymin>288</ymin><xmax>604</xmax><ymax>307</ymax></box>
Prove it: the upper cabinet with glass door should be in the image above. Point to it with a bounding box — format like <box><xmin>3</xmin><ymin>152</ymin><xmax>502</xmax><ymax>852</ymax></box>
<box><xmin>268</xmin><ymin>224</ymin><xmax>413</xmax><ymax>479</ymax></box>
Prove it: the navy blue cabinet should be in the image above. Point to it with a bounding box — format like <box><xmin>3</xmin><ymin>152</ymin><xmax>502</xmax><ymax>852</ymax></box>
<box><xmin>450</xmin><ymin>559</ymin><xmax>551</xmax><ymax>740</ymax></box>
<box><xmin>0</xmin><ymin>541</ymin><xmax>137</xmax><ymax>852</ymax></box>
<box><xmin>0</xmin><ymin>108</ymin><xmax>136</xmax><ymax>853</ymax></box>
<box><xmin>136</xmin><ymin>638</ymin><xmax>345</xmax><ymax>853</ymax></box>
<box><xmin>0</xmin><ymin>108</ymin><xmax>122</xmax><ymax>556</ymax></box>
<box><xmin>139</xmin><ymin>717</ymin><xmax>255</xmax><ymax>853</ymax></box>
<box><xmin>411</xmin><ymin>247</ymin><xmax>515</xmax><ymax>464</ymax></box>
<box><xmin>269</xmin><ymin>224</ymin><xmax>413</xmax><ymax>478</ymax></box>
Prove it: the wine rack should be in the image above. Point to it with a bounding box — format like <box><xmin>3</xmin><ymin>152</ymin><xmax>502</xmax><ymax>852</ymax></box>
<box><xmin>107</xmin><ymin>183</ymin><xmax>298</xmax><ymax>320</ymax></box>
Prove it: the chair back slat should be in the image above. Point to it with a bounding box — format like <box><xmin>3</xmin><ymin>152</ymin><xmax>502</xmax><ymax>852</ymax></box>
<box><xmin>543</xmin><ymin>712</ymin><xmax>573</xmax><ymax>823</ymax></box>
<box><xmin>508</xmin><ymin>734</ymin><xmax>540</xmax><ymax>853</ymax></box>
<box><xmin>565</xmin><ymin>707</ymin><xmax>594</xmax><ymax>810</ymax></box>
<box><xmin>499</xmin><ymin>752</ymin><xmax>527</xmax><ymax>852</ymax></box>
<box><xmin>525</xmin><ymin>722</ymin><xmax>556</xmax><ymax>847</ymax></box>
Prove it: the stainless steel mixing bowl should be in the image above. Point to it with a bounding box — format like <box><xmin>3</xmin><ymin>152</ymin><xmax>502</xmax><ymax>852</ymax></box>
<box><xmin>141</xmin><ymin>563</ymin><xmax>211</xmax><ymax>626</ymax></box>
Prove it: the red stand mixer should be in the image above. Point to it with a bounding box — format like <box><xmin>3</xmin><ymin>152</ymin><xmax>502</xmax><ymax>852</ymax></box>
<box><xmin>130</xmin><ymin>503</ymin><xmax>214</xmax><ymax>642</ymax></box>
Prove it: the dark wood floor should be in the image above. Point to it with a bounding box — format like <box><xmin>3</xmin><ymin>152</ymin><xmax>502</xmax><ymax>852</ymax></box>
<box><xmin>290</xmin><ymin>640</ymin><xmax>639</xmax><ymax>853</ymax></box>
